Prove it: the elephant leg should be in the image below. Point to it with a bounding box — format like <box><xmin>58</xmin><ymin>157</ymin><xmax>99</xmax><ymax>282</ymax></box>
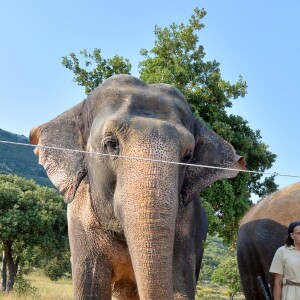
<box><xmin>238</xmin><ymin>244</ymin><xmax>256</xmax><ymax>299</ymax></box>
<box><xmin>172</xmin><ymin>200</ymin><xmax>205</xmax><ymax>299</ymax></box>
<box><xmin>238</xmin><ymin>245</ymin><xmax>266</xmax><ymax>300</ymax></box>
<box><xmin>67</xmin><ymin>189</ymin><xmax>114</xmax><ymax>299</ymax></box>
<box><xmin>173</xmin><ymin>251</ymin><xmax>196</xmax><ymax>300</ymax></box>
<box><xmin>68</xmin><ymin>219</ymin><xmax>113</xmax><ymax>299</ymax></box>
<box><xmin>71</xmin><ymin>250</ymin><xmax>113</xmax><ymax>300</ymax></box>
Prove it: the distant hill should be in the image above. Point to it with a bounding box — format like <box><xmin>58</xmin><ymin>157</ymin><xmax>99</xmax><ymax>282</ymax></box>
<box><xmin>0</xmin><ymin>128</ymin><xmax>53</xmax><ymax>187</ymax></box>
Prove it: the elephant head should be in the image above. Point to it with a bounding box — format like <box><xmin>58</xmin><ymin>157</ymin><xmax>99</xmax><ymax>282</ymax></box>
<box><xmin>30</xmin><ymin>75</ymin><xmax>245</xmax><ymax>299</ymax></box>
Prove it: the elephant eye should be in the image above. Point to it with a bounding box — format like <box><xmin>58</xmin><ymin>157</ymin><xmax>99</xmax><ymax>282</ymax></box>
<box><xmin>182</xmin><ymin>149</ymin><xmax>193</xmax><ymax>163</ymax></box>
<box><xmin>103</xmin><ymin>136</ymin><xmax>119</xmax><ymax>156</ymax></box>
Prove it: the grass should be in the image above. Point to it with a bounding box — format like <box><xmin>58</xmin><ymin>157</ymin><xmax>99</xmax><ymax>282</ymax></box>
<box><xmin>0</xmin><ymin>270</ymin><xmax>73</xmax><ymax>300</ymax></box>
<box><xmin>196</xmin><ymin>284</ymin><xmax>245</xmax><ymax>300</ymax></box>
<box><xmin>0</xmin><ymin>271</ymin><xmax>245</xmax><ymax>300</ymax></box>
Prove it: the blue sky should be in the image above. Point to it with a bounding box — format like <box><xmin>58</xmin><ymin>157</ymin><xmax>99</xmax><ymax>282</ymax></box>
<box><xmin>0</xmin><ymin>0</ymin><xmax>299</xmax><ymax>190</ymax></box>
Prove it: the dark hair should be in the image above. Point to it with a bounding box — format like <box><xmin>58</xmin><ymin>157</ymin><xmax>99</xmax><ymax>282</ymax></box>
<box><xmin>286</xmin><ymin>221</ymin><xmax>300</xmax><ymax>246</ymax></box>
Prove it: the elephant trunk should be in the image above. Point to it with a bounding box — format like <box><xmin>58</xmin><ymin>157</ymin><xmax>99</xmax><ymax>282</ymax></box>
<box><xmin>115</xmin><ymin>160</ymin><xmax>178</xmax><ymax>300</ymax></box>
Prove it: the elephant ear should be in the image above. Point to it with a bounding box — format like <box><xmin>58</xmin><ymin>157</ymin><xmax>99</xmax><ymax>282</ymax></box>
<box><xmin>30</xmin><ymin>101</ymin><xmax>88</xmax><ymax>203</ymax></box>
<box><xmin>181</xmin><ymin>119</ymin><xmax>246</xmax><ymax>206</ymax></box>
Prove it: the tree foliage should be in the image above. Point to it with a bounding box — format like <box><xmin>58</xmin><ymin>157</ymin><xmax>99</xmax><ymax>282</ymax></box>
<box><xmin>61</xmin><ymin>7</ymin><xmax>278</xmax><ymax>243</ymax></box>
<box><xmin>198</xmin><ymin>236</ymin><xmax>243</xmax><ymax>299</ymax></box>
<box><xmin>199</xmin><ymin>236</ymin><xmax>228</xmax><ymax>282</ymax></box>
<box><xmin>211</xmin><ymin>256</ymin><xmax>242</xmax><ymax>300</ymax></box>
<box><xmin>138</xmin><ymin>7</ymin><xmax>277</xmax><ymax>242</ymax></box>
<box><xmin>62</xmin><ymin>48</ymin><xmax>132</xmax><ymax>94</ymax></box>
<box><xmin>0</xmin><ymin>174</ymin><xmax>69</xmax><ymax>292</ymax></box>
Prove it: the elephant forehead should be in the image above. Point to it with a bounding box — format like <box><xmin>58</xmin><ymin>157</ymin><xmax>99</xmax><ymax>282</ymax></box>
<box><xmin>99</xmin><ymin>74</ymin><xmax>188</xmax><ymax>106</ymax></box>
<box><xmin>88</xmin><ymin>95</ymin><xmax>194</xmax><ymax>138</ymax></box>
<box><xmin>123</xmin><ymin>92</ymin><xmax>193</xmax><ymax>127</ymax></box>
<box><xmin>114</xmin><ymin>96</ymin><xmax>194</xmax><ymax>133</ymax></box>
<box><xmin>93</xmin><ymin>82</ymin><xmax>191</xmax><ymax>117</ymax></box>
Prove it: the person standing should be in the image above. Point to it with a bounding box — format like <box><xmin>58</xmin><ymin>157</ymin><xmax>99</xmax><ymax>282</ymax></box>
<box><xmin>270</xmin><ymin>221</ymin><xmax>300</xmax><ymax>300</ymax></box>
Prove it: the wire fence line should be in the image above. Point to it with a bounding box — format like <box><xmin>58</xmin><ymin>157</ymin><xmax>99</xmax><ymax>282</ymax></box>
<box><xmin>1</xmin><ymin>139</ymin><xmax>300</xmax><ymax>179</ymax></box>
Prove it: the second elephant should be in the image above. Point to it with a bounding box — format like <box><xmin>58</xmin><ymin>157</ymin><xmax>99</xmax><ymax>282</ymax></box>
<box><xmin>237</xmin><ymin>182</ymin><xmax>300</xmax><ymax>299</ymax></box>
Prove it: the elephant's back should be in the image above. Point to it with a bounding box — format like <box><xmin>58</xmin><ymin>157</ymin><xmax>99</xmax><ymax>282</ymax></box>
<box><xmin>240</xmin><ymin>182</ymin><xmax>300</xmax><ymax>226</ymax></box>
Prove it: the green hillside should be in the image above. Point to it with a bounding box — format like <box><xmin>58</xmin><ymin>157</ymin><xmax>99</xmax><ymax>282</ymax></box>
<box><xmin>0</xmin><ymin>128</ymin><xmax>53</xmax><ymax>187</ymax></box>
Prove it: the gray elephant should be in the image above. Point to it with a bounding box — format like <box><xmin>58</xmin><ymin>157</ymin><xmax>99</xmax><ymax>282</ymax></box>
<box><xmin>30</xmin><ymin>75</ymin><xmax>245</xmax><ymax>300</ymax></box>
<box><xmin>237</xmin><ymin>182</ymin><xmax>300</xmax><ymax>299</ymax></box>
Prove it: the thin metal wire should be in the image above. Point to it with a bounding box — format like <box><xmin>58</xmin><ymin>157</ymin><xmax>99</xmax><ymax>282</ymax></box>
<box><xmin>0</xmin><ymin>140</ymin><xmax>300</xmax><ymax>179</ymax></box>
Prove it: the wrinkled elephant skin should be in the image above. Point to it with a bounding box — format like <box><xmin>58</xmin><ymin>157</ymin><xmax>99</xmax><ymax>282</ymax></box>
<box><xmin>30</xmin><ymin>75</ymin><xmax>245</xmax><ymax>300</ymax></box>
<box><xmin>237</xmin><ymin>182</ymin><xmax>300</xmax><ymax>300</ymax></box>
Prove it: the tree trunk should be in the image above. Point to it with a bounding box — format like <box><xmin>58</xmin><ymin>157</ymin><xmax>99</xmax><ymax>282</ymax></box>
<box><xmin>14</xmin><ymin>255</ymin><xmax>20</xmax><ymax>275</ymax></box>
<box><xmin>3</xmin><ymin>241</ymin><xmax>17</xmax><ymax>292</ymax></box>
<box><xmin>1</xmin><ymin>250</ymin><xmax>6</xmax><ymax>292</ymax></box>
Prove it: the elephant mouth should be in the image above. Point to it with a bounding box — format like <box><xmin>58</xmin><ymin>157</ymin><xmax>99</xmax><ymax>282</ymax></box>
<box><xmin>236</xmin><ymin>156</ymin><xmax>247</xmax><ymax>170</ymax></box>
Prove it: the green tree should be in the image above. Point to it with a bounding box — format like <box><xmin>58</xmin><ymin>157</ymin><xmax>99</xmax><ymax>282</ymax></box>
<box><xmin>211</xmin><ymin>256</ymin><xmax>242</xmax><ymax>300</ymax></box>
<box><xmin>0</xmin><ymin>174</ymin><xmax>69</xmax><ymax>292</ymax></box>
<box><xmin>138</xmin><ymin>7</ymin><xmax>277</xmax><ymax>242</ymax></box>
<box><xmin>199</xmin><ymin>235</ymin><xmax>228</xmax><ymax>282</ymax></box>
<box><xmin>62</xmin><ymin>48</ymin><xmax>132</xmax><ymax>95</ymax></box>
<box><xmin>61</xmin><ymin>7</ymin><xmax>278</xmax><ymax>242</ymax></box>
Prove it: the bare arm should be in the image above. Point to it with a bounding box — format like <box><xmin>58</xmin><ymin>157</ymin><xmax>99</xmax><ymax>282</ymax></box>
<box><xmin>273</xmin><ymin>273</ymin><xmax>283</xmax><ymax>300</ymax></box>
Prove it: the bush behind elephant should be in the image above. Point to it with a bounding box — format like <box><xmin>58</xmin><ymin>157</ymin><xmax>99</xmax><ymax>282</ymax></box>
<box><xmin>237</xmin><ymin>182</ymin><xmax>300</xmax><ymax>300</ymax></box>
<box><xmin>30</xmin><ymin>75</ymin><xmax>245</xmax><ymax>299</ymax></box>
